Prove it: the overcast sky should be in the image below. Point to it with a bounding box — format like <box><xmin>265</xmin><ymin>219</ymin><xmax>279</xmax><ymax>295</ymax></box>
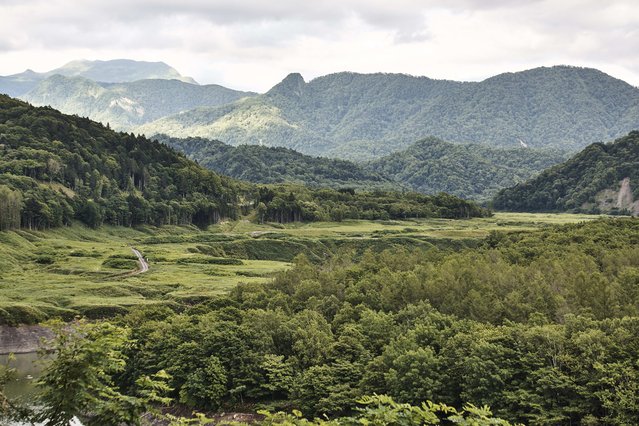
<box><xmin>1</xmin><ymin>0</ymin><xmax>638</xmax><ymax>92</ymax></box>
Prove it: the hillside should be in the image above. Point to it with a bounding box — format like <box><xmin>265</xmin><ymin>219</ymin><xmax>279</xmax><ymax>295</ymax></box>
<box><xmin>370</xmin><ymin>137</ymin><xmax>567</xmax><ymax>200</ymax></box>
<box><xmin>22</xmin><ymin>75</ymin><xmax>256</xmax><ymax>130</ymax></box>
<box><xmin>493</xmin><ymin>131</ymin><xmax>639</xmax><ymax>214</ymax></box>
<box><xmin>137</xmin><ymin>66</ymin><xmax>639</xmax><ymax>158</ymax></box>
<box><xmin>0</xmin><ymin>95</ymin><xmax>487</xmax><ymax>232</ymax></box>
<box><xmin>156</xmin><ymin>135</ymin><xmax>394</xmax><ymax>190</ymax></box>
<box><xmin>0</xmin><ymin>59</ymin><xmax>196</xmax><ymax>97</ymax></box>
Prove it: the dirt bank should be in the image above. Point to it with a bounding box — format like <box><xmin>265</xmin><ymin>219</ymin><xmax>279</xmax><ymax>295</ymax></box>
<box><xmin>0</xmin><ymin>325</ymin><xmax>52</xmax><ymax>354</ymax></box>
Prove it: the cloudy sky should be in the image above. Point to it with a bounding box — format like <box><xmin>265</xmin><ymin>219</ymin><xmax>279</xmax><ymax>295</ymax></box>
<box><xmin>1</xmin><ymin>0</ymin><xmax>638</xmax><ymax>92</ymax></box>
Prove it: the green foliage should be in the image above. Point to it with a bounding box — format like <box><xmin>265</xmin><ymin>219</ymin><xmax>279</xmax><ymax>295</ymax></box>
<box><xmin>494</xmin><ymin>131</ymin><xmax>639</xmax><ymax>213</ymax></box>
<box><xmin>34</xmin><ymin>319</ymin><xmax>171</xmax><ymax>426</ymax></box>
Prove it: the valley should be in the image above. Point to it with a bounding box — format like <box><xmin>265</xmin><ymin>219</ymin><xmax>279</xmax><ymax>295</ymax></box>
<box><xmin>1</xmin><ymin>46</ymin><xmax>639</xmax><ymax>424</ymax></box>
<box><xmin>0</xmin><ymin>212</ymin><xmax>599</xmax><ymax>327</ymax></box>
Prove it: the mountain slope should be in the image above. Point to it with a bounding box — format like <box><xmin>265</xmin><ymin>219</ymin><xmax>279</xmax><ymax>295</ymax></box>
<box><xmin>493</xmin><ymin>131</ymin><xmax>639</xmax><ymax>213</ymax></box>
<box><xmin>155</xmin><ymin>135</ymin><xmax>394</xmax><ymax>190</ymax></box>
<box><xmin>22</xmin><ymin>75</ymin><xmax>255</xmax><ymax>130</ymax></box>
<box><xmin>0</xmin><ymin>59</ymin><xmax>196</xmax><ymax>97</ymax></box>
<box><xmin>369</xmin><ymin>137</ymin><xmax>567</xmax><ymax>200</ymax></box>
<box><xmin>138</xmin><ymin>66</ymin><xmax>639</xmax><ymax>158</ymax></box>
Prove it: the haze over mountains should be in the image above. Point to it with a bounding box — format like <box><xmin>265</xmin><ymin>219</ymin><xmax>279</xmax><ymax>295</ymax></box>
<box><xmin>0</xmin><ymin>59</ymin><xmax>197</xmax><ymax>97</ymax></box>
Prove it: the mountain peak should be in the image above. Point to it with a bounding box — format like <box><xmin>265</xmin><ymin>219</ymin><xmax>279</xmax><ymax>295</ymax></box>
<box><xmin>48</xmin><ymin>59</ymin><xmax>199</xmax><ymax>84</ymax></box>
<box><xmin>267</xmin><ymin>72</ymin><xmax>306</xmax><ymax>97</ymax></box>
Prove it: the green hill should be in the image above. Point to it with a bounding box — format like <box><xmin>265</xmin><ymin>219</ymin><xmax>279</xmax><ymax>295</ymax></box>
<box><xmin>370</xmin><ymin>137</ymin><xmax>568</xmax><ymax>200</ymax></box>
<box><xmin>493</xmin><ymin>131</ymin><xmax>639</xmax><ymax>214</ymax></box>
<box><xmin>155</xmin><ymin>135</ymin><xmax>394</xmax><ymax>190</ymax></box>
<box><xmin>138</xmin><ymin>66</ymin><xmax>639</xmax><ymax>159</ymax></box>
<box><xmin>21</xmin><ymin>75</ymin><xmax>255</xmax><ymax>130</ymax></box>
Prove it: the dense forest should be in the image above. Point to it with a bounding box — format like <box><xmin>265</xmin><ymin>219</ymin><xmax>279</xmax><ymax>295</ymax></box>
<box><xmin>137</xmin><ymin>66</ymin><xmax>639</xmax><ymax>159</ymax></box>
<box><xmin>3</xmin><ymin>218</ymin><xmax>639</xmax><ymax>425</ymax></box>
<box><xmin>155</xmin><ymin>135</ymin><xmax>393</xmax><ymax>190</ymax></box>
<box><xmin>493</xmin><ymin>131</ymin><xmax>639</xmax><ymax>213</ymax></box>
<box><xmin>0</xmin><ymin>95</ymin><xmax>488</xmax><ymax>231</ymax></box>
<box><xmin>369</xmin><ymin>137</ymin><xmax>566</xmax><ymax>200</ymax></box>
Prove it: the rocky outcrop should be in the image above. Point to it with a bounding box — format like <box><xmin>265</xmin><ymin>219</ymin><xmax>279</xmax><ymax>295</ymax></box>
<box><xmin>591</xmin><ymin>177</ymin><xmax>639</xmax><ymax>215</ymax></box>
<box><xmin>0</xmin><ymin>325</ymin><xmax>52</xmax><ymax>354</ymax></box>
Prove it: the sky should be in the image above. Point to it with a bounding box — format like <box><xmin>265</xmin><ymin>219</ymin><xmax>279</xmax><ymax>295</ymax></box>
<box><xmin>0</xmin><ymin>0</ymin><xmax>638</xmax><ymax>92</ymax></box>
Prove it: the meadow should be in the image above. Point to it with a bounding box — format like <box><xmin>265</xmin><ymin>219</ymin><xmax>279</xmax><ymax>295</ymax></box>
<box><xmin>0</xmin><ymin>212</ymin><xmax>602</xmax><ymax>325</ymax></box>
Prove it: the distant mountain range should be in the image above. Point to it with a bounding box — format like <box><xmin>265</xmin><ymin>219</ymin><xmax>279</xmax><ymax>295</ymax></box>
<box><xmin>21</xmin><ymin>75</ymin><xmax>255</xmax><ymax>130</ymax></box>
<box><xmin>156</xmin><ymin>134</ymin><xmax>567</xmax><ymax>201</ymax></box>
<box><xmin>0</xmin><ymin>59</ymin><xmax>197</xmax><ymax>97</ymax></box>
<box><xmin>138</xmin><ymin>66</ymin><xmax>639</xmax><ymax>158</ymax></box>
<box><xmin>493</xmin><ymin>131</ymin><xmax>639</xmax><ymax>214</ymax></box>
<box><xmin>5</xmin><ymin>62</ymin><xmax>638</xmax><ymax>160</ymax></box>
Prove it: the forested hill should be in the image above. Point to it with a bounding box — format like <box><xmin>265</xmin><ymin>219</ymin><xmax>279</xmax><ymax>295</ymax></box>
<box><xmin>21</xmin><ymin>75</ymin><xmax>255</xmax><ymax>130</ymax></box>
<box><xmin>369</xmin><ymin>137</ymin><xmax>567</xmax><ymax>200</ymax></box>
<box><xmin>155</xmin><ymin>134</ymin><xmax>394</xmax><ymax>190</ymax></box>
<box><xmin>0</xmin><ymin>94</ymin><xmax>243</xmax><ymax>230</ymax></box>
<box><xmin>138</xmin><ymin>66</ymin><xmax>639</xmax><ymax>158</ymax></box>
<box><xmin>493</xmin><ymin>131</ymin><xmax>639</xmax><ymax>214</ymax></box>
<box><xmin>0</xmin><ymin>95</ymin><xmax>489</xmax><ymax>231</ymax></box>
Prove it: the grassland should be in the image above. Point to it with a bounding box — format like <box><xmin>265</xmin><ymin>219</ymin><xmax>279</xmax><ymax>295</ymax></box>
<box><xmin>0</xmin><ymin>212</ymin><xmax>603</xmax><ymax>324</ymax></box>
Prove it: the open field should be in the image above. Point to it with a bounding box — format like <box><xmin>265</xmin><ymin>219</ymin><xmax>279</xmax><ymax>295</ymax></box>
<box><xmin>0</xmin><ymin>212</ymin><xmax>604</xmax><ymax>324</ymax></box>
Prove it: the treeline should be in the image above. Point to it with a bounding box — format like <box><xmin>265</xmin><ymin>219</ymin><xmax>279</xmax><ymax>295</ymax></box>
<box><xmin>493</xmin><ymin>131</ymin><xmax>639</xmax><ymax>213</ymax></box>
<box><xmin>252</xmin><ymin>186</ymin><xmax>488</xmax><ymax>223</ymax></box>
<box><xmin>5</xmin><ymin>218</ymin><xmax>633</xmax><ymax>425</ymax></box>
<box><xmin>0</xmin><ymin>95</ymin><xmax>489</xmax><ymax>231</ymax></box>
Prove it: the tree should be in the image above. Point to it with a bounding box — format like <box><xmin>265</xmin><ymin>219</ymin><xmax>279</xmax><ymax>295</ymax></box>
<box><xmin>0</xmin><ymin>185</ymin><xmax>22</xmax><ymax>230</ymax></box>
<box><xmin>35</xmin><ymin>320</ymin><xmax>171</xmax><ymax>426</ymax></box>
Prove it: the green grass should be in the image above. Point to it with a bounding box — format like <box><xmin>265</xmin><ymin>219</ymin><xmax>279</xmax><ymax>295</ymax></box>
<box><xmin>0</xmin><ymin>212</ymin><xmax>602</xmax><ymax>324</ymax></box>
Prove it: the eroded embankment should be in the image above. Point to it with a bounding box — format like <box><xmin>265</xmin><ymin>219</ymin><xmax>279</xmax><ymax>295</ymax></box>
<box><xmin>0</xmin><ymin>325</ymin><xmax>52</xmax><ymax>354</ymax></box>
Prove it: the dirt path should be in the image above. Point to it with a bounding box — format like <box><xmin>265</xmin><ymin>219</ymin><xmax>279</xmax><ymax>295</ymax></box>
<box><xmin>131</xmin><ymin>247</ymin><xmax>149</xmax><ymax>274</ymax></box>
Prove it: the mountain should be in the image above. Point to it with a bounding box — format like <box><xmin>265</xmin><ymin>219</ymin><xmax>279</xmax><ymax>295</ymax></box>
<box><xmin>45</xmin><ymin>59</ymin><xmax>197</xmax><ymax>84</ymax></box>
<box><xmin>0</xmin><ymin>59</ymin><xmax>197</xmax><ymax>97</ymax></box>
<box><xmin>493</xmin><ymin>131</ymin><xmax>639</xmax><ymax>214</ymax></box>
<box><xmin>0</xmin><ymin>95</ymin><xmax>487</xmax><ymax>231</ymax></box>
<box><xmin>138</xmin><ymin>66</ymin><xmax>639</xmax><ymax>159</ymax></box>
<box><xmin>155</xmin><ymin>135</ymin><xmax>395</xmax><ymax>190</ymax></box>
<box><xmin>21</xmin><ymin>75</ymin><xmax>255</xmax><ymax>130</ymax></box>
<box><xmin>369</xmin><ymin>137</ymin><xmax>568</xmax><ymax>201</ymax></box>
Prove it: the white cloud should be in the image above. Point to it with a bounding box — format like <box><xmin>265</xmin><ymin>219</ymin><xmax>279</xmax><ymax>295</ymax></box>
<box><xmin>0</xmin><ymin>0</ymin><xmax>638</xmax><ymax>91</ymax></box>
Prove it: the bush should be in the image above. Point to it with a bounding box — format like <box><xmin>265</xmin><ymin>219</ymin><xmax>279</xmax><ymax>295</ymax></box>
<box><xmin>177</xmin><ymin>257</ymin><xmax>243</xmax><ymax>265</ymax></box>
<box><xmin>102</xmin><ymin>258</ymin><xmax>138</xmax><ymax>270</ymax></box>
